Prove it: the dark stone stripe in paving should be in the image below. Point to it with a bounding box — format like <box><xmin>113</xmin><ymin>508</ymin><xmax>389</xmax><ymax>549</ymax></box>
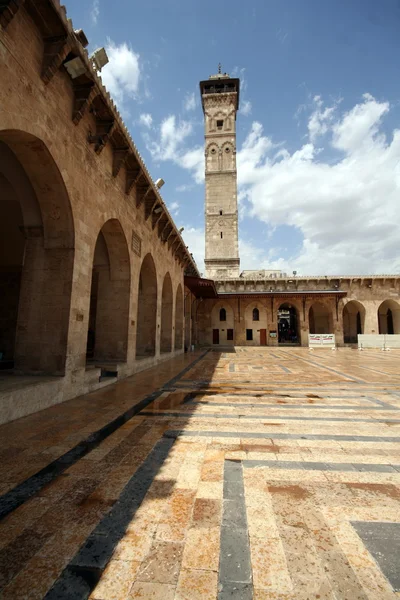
<box><xmin>219</xmin><ymin>460</ymin><xmax>252</xmax><ymax>600</ymax></box>
<box><xmin>44</xmin><ymin>437</ymin><xmax>175</xmax><ymax>600</ymax></box>
<box><xmin>352</xmin><ymin>522</ymin><xmax>400</xmax><ymax>592</ymax></box>
<box><xmin>164</xmin><ymin>430</ymin><xmax>400</xmax><ymax>442</ymax></box>
<box><xmin>0</xmin><ymin>351</ymin><xmax>209</xmax><ymax>522</ymax></box>
<box><xmin>280</xmin><ymin>364</ymin><xmax>291</xmax><ymax>373</ymax></box>
<box><xmin>243</xmin><ymin>460</ymin><xmax>400</xmax><ymax>473</ymax></box>
<box><xmin>140</xmin><ymin>411</ymin><xmax>400</xmax><ymax>424</ymax></box>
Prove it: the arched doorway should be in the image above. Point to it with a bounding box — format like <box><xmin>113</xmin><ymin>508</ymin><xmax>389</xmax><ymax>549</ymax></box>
<box><xmin>86</xmin><ymin>220</ymin><xmax>130</xmax><ymax>363</ymax></box>
<box><xmin>309</xmin><ymin>302</ymin><xmax>333</xmax><ymax>334</ymax></box>
<box><xmin>175</xmin><ymin>284</ymin><xmax>184</xmax><ymax>351</ymax></box>
<box><xmin>343</xmin><ymin>301</ymin><xmax>365</xmax><ymax>343</ymax></box>
<box><xmin>136</xmin><ymin>253</ymin><xmax>157</xmax><ymax>357</ymax></box>
<box><xmin>0</xmin><ymin>131</ymin><xmax>74</xmax><ymax>374</ymax></box>
<box><xmin>378</xmin><ymin>300</ymin><xmax>400</xmax><ymax>334</ymax></box>
<box><xmin>160</xmin><ymin>273</ymin><xmax>173</xmax><ymax>353</ymax></box>
<box><xmin>278</xmin><ymin>303</ymin><xmax>299</xmax><ymax>344</ymax></box>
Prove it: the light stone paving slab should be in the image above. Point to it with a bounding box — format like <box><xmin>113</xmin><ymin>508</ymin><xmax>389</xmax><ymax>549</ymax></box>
<box><xmin>0</xmin><ymin>348</ymin><xmax>400</xmax><ymax>598</ymax></box>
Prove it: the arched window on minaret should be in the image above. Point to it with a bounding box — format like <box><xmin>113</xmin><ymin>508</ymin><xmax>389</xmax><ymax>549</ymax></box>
<box><xmin>253</xmin><ymin>308</ymin><xmax>260</xmax><ymax>321</ymax></box>
<box><xmin>220</xmin><ymin>308</ymin><xmax>226</xmax><ymax>322</ymax></box>
<box><xmin>222</xmin><ymin>143</ymin><xmax>234</xmax><ymax>171</ymax></box>
<box><xmin>206</xmin><ymin>144</ymin><xmax>219</xmax><ymax>172</ymax></box>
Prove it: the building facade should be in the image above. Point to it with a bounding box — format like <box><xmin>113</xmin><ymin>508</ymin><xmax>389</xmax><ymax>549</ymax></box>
<box><xmin>0</xmin><ymin>1</ymin><xmax>198</xmax><ymax>424</ymax></box>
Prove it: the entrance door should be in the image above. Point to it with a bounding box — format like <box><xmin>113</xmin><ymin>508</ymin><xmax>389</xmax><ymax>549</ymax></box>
<box><xmin>212</xmin><ymin>329</ymin><xmax>219</xmax><ymax>344</ymax></box>
<box><xmin>260</xmin><ymin>329</ymin><xmax>267</xmax><ymax>346</ymax></box>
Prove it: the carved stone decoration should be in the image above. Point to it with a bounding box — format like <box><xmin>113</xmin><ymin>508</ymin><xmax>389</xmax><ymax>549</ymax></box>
<box><xmin>88</xmin><ymin>120</ymin><xmax>115</xmax><ymax>154</ymax></box>
<box><xmin>112</xmin><ymin>146</ymin><xmax>129</xmax><ymax>177</ymax></box>
<box><xmin>41</xmin><ymin>35</ymin><xmax>70</xmax><ymax>84</ymax></box>
<box><xmin>72</xmin><ymin>81</ymin><xmax>95</xmax><ymax>125</ymax></box>
<box><xmin>202</xmin><ymin>93</ymin><xmax>237</xmax><ymax>108</ymax></box>
<box><xmin>0</xmin><ymin>0</ymin><xmax>25</xmax><ymax>29</ymax></box>
<box><xmin>144</xmin><ymin>194</ymin><xmax>158</xmax><ymax>221</ymax></box>
<box><xmin>136</xmin><ymin>182</ymin><xmax>152</xmax><ymax>209</ymax></box>
<box><xmin>151</xmin><ymin>206</ymin><xmax>163</xmax><ymax>230</ymax></box>
<box><xmin>125</xmin><ymin>168</ymin><xmax>141</xmax><ymax>195</ymax></box>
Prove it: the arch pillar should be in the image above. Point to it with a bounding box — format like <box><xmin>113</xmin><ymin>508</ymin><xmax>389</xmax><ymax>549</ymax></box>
<box><xmin>334</xmin><ymin>299</ymin><xmax>344</xmax><ymax>346</ymax></box>
<box><xmin>364</xmin><ymin>301</ymin><xmax>380</xmax><ymax>334</ymax></box>
<box><xmin>15</xmin><ymin>226</ymin><xmax>74</xmax><ymax>374</ymax></box>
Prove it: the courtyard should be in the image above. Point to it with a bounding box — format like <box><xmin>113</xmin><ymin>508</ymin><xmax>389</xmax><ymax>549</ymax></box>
<box><xmin>0</xmin><ymin>347</ymin><xmax>399</xmax><ymax>599</ymax></box>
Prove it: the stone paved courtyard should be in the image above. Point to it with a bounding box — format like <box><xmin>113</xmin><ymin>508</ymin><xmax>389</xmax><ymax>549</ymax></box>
<box><xmin>0</xmin><ymin>348</ymin><xmax>399</xmax><ymax>599</ymax></box>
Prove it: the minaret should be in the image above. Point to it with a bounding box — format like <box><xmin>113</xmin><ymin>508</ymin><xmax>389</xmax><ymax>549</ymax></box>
<box><xmin>200</xmin><ymin>66</ymin><xmax>240</xmax><ymax>279</ymax></box>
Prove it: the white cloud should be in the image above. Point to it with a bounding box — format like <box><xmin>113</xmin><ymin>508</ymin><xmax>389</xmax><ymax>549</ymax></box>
<box><xmin>237</xmin><ymin>93</ymin><xmax>400</xmax><ymax>275</ymax></box>
<box><xmin>332</xmin><ymin>93</ymin><xmax>389</xmax><ymax>154</ymax></box>
<box><xmin>307</xmin><ymin>95</ymin><xmax>337</xmax><ymax>143</ymax></box>
<box><xmin>169</xmin><ymin>201</ymin><xmax>179</xmax><ymax>215</ymax></box>
<box><xmin>101</xmin><ymin>41</ymin><xmax>141</xmax><ymax>108</ymax></box>
<box><xmin>91</xmin><ymin>0</ymin><xmax>99</xmax><ymax>25</ymax></box>
<box><xmin>184</xmin><ymin>92</ymin><xmax>196</xmax><ymax>111</ymax></box>
<box><xmin>145</xmin><ymin>115</ymin><xmax>205</xmax><ymax>183</ymax></box>
<box><xmin>139</xmin><ymin>113</ymin><xmax>153</xmax><ymax>128</ymax></box>
<box><xmin>240</xmin><ymin>100</ymin><xmax>252</xmax><ymax>116</ymax></box>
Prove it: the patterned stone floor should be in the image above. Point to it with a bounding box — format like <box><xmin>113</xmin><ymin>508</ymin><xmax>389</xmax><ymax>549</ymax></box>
<box><xmin>0</xmin><ymin>347</ymin><xmax>399</xmax><ymax>599</ymax></box>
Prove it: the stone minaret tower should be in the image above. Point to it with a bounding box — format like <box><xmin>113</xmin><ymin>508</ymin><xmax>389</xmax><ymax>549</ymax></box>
<box><xmin>200</xmin><ymin>68</ymin><xmax>240</xmax><ymax>279</ymax></box>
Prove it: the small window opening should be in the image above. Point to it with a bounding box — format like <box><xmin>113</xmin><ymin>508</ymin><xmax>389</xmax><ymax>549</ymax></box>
<box><xmin>220</xmin><ymin>232</ymin><xmax>223</xmax><ymax>239</ymax></box>
<box><xmin>219</xmin><ymin>210</ymin><xmax>223</xmax><ymax>215</ymax></box>
<box><xmin>217</xmin><ymin>120</ymin><xmax>223</xmax><ymax>130</ymax></box>
<box><xmin>253</xmin><ymin>308</ymin><xmax>260</xmax><ymax>321</ymax></box>
<box><xmin>220</xmin><ymin>308</ymin><xmax>226</xmax><ymax>322</ymax></box>
<box><xmin>246</xmin><ymin>329</ymin><xmax>253</xmax><ymax>341</ymax></box>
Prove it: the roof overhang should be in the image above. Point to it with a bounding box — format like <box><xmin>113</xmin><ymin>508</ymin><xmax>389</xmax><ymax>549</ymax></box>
<box><xmin>184</xmin><ymin>276</ymin><xmax>218</xmax><ymax>299</ymax></box>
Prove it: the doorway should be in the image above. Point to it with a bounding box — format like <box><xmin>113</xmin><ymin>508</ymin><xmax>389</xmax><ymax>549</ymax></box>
<box><xmin>260</xmin><ymin>329</ymin><xmax>267</xmax><ymax>346</ymax></box>
<box><xmin>278</xmin><ymin>304</ymin><xmax>299</xmax><ymax>344</ymax></box>
<box><xmin>212</xmin><ymin>329</ymin><xmax>219</xmax><ymax>344</ymax></box>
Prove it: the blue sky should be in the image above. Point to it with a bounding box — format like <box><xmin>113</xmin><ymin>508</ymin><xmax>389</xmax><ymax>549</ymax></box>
<box><xmin>65</xmin><ymin>0</ymin><xmax>400</xmax><ymax>275</ymax></box>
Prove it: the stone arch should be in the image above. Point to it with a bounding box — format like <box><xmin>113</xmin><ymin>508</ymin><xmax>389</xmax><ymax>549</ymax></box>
<box><xmin>221</xmin><ymin>142</ymin><xmax>235</xmax><ymax>171</ymax></box>
<box><xmin>244</xmin><ymin>301</ymin><xmax>267</xmax><ymax>345</ymax></box>
<box><xmin>0</xmin><ymin>131</ymin><xmax>74</xmax><ymax>374</ymax></box>
<box><xmin>86</xmin><ymin>219</ymin><xmax>130</xmax><ymax>363</ymax></box>
<box><xmin>211</xmin><ymin>301</ymin><xmax>234</xmax><ymax>345</ymax></box>
<box><xmin>206</xmin><ymin>143</ymin><xmax>219</xmax><ymax>172</ymax></box>
<box><xmin>309</xmin><ymin>301</ymin><xmax>333</xmax><ymax>334</ymax></box>
<box><xmin>136</xmin><ymin>253</ymin><xmax>157</xmax><ymax>357</ymax></box>
<box><xmin>175</xmin><ymin>283</ymin><xmax>184</xmax><ymax>351</ymax></box>
<box><xmin>378</xmin><ymin>299</ymin><xmax>400</xmax><ymax>334</ymax></box>
<box><xmin>343</xmin><ymin>300</ymin><xmax>366</xmax><ymax>343</ymax></box>
<box><xmin>160</xmin><ymin>273</ymin><xmax>173</xmax><ymax>353</ymax></box>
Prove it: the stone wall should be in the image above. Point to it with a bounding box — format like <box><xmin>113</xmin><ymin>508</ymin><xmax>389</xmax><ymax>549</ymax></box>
<box><xmin>0</xmin><ymin>3</ymin><xmax>197</xmax><ymax>422</ymax></box>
